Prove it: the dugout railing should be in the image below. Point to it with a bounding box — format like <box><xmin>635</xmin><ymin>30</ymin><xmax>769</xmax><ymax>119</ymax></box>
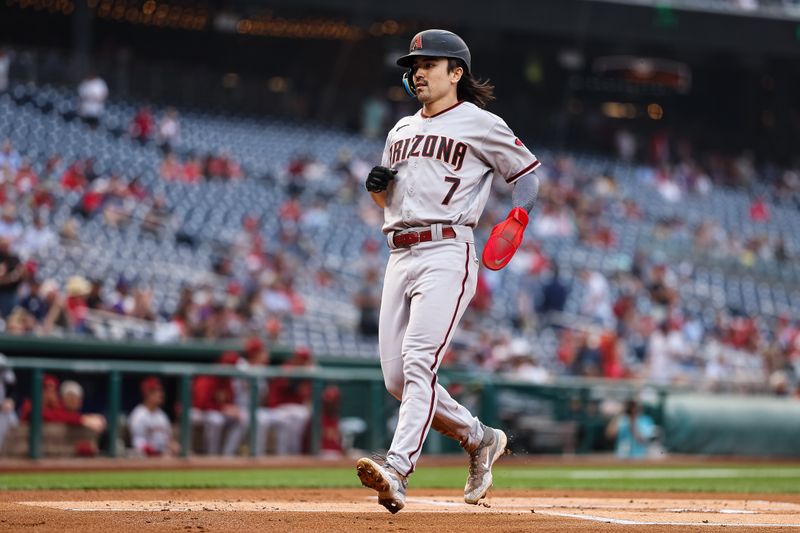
<box><xmin>5</xmin><ymin>356</ymin><xmax>668</xmax><ymax>460</ymax></box>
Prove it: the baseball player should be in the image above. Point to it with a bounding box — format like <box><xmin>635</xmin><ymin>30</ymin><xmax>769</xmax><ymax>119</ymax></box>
<box><xmin>128</xmin><ymin>376</ymin><xmax>174</xmax><ymax>456</ymax></box>
<box><xmin>356</xmin><ymin>29</ymin><xmax>541</xmax><ymax>513</ymax></box>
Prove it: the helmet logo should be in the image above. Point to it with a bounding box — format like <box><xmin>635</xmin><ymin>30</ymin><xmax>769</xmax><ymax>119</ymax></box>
<box><xmin>411</xmin><ymin>33</ymin><xmax>423</xmax><ymax>51</ymax></box>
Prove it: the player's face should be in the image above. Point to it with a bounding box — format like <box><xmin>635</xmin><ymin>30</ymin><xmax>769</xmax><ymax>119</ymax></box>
<box><xmin>147</xmin><ymin>388</ymin><xmax>164</xmax><ymax>406</ymax></box>
<box><xmin>412</xmin><ymin>57</ymin><xmax>462</xmax><ymax>104</ymax></box>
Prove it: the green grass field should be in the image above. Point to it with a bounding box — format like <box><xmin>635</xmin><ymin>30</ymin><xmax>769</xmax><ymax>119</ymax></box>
<box><xmin>3</xmin><ymin>465</ymin><xmax>800</xmax><ymax>493</ymax></box>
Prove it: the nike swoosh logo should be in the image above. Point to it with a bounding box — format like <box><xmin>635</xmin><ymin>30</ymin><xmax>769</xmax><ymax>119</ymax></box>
<box><xmin>395</xmin><ymin>124</ymin><xmax>410</xmax><ymax>132</ymax></box>
<box><xmin>493</xmin><ymin>253</ymin><xmax>513</xmax><ymax>266</ymax></box>
<box><xmin>483</xmin><ymin>457</ymin><xmax>491</xmax><ymax>470</ymax></box>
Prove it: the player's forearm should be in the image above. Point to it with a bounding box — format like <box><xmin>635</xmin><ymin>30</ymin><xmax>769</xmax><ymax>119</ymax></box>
<box><xmin>511</xmin><ymin>171</ymin><xmax>539</xmax><ymax>213</ymax></box>
<box><xmin>370</xmin><ymin>191</ymin><xmax>387</xmax><ymax>208</ymax></box>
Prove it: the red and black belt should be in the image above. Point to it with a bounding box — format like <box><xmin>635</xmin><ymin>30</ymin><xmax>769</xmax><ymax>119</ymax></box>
<box><xmin>392</xmin><ymin>226</ymin><xmax>456</xmax><ymax>248</ymax></box>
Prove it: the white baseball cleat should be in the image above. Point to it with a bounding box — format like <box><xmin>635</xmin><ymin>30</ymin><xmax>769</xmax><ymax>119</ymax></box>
<box><xmin>356</xmin><ymin>457</ymin><xmax>408</xmax><ymax>514</ymax></box>
<box><xmin>464</xmin><ymin>425</ymin><xmax>508</xmax><ymax>505</ymax></box>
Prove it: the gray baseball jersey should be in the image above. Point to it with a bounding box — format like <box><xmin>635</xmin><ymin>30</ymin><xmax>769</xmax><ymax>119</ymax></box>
<box><xmin>380</xmin><ymin>101</ymin><xmax>540</xmax><ymax>233</ymax></box>
<box><xmin>376</xmin><ymin>100</ymin><xmax>539</xmax><ymax>478</ymax></box>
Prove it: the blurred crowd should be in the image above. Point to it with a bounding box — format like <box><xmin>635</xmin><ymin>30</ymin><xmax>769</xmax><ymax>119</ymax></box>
<box><xmin>2</xmin><ymin>125</ymin><xmax>800</xmax><ymax>399</ymax></box>
<box><xmin>1</xmin><ymin>72</ymin><xmax>799</xmax><ymax>404</ymax></box>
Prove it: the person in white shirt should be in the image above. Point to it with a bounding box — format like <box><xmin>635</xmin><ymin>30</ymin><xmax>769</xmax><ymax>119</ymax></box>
<box><xmin>0</xmin><ymin>204</ymin><xmax>22</xmax><ymax>247</ymax></box>
<box><xmin>580</xmin><ymin>269</ymin><xmax>614</xmax><ymax>328</ymax></box>
<box><xmin>232</xmin><ymin>337</ymin><xmax>277</xmax><ymax>455</ymax></box>
<box><xmin>17</xmin><ymin>216</ymin><xmax>56</xmax><ymax>260</ymax></box>
<box><xmin>128</xmin><ymin>376</ymin><xmax>174</xmax><ymax>456</ymax></box>
<box><xmin>77</xmin><ymin>73</ymin><xmax>109</xmax><ymax>128</ymax></box>
<box><xmin>157</xmin><ymin>108</ymin><xmax>180</xmax><ymax>152</ymax></box>
<box><xmin>646</xmin><ymin>321</ymin><xmax>684</xmax><ymax>385</ymax></box>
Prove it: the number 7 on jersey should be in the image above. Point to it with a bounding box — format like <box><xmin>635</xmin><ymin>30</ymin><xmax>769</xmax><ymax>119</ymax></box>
<box><xmin>441</xmin><ymin>176</ymin><xmax>461</xmax><ymax>205</ymax></box>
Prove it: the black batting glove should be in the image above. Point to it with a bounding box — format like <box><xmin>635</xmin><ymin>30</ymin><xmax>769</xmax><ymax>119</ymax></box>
<box><xmin>365</xmin><ymin>166</ymin><xmax>397</xmax><ymax>193</ymax></box>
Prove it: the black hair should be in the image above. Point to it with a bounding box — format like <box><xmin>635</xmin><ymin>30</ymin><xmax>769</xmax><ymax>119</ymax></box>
<box><xmin>447</xmin><ymin>58</ymin><xmax>495</xmax><ymax>109</ymax></box>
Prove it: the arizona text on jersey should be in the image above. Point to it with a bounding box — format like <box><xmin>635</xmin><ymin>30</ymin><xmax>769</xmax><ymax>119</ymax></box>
<box><xmin>380</xmin><ymin>100</ymin><xmax>540</xmax><ymax>233</ymax></box>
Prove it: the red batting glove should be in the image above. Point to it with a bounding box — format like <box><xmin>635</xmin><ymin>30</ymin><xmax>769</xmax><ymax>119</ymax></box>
<box><xmin>481</xmin><ymin>207</ymin><xmax>529</xmax><ymax>271</ymax></box>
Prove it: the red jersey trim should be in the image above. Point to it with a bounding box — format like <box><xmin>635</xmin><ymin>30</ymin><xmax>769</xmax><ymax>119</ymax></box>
<box><xmin>506</xmin><ymin>159</ymin><xmax>541</xmax><ymax>183</ymax></box>
<box><xmin>421</xmin><ymin>100</ymin><xmax>465</xmax><ymax>119</ymax></box>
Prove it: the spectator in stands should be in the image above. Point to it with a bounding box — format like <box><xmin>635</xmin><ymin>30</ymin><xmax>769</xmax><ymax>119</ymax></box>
<box><xmin>130</xmin><ymin>286</ymin><xmax>156</xmax><ymax>321</ymax></box>
<box><xmin>0</xmin><ymin>204</ymin><xmax>23</xmax><ymax>245</ymax></box>
<box><xmin>0</xmin><ymin>353</ymin><xmax>17</xmax><ymax>453</ymax></box>
<box><xmin>182</xmin><ymin>155</ymin><xmax>202</xmax><ymax>184</ymax></box>
<box><xmin>536</xmin><ymin>264</ymin><xmax>569</xmax><ymax>322</ymax></box>
<box><xmin>354</xmin><ymin>267</ymin><xmax>380</xmax><ymax>337</ymax></box>
<box><xmin>502</xmin><ymin>338</ymin><xmax>551</xmax><ymax>384</ymax></box>
<box><xmin>100</xmin><ymin>174</ymin><xmax>135</xmax><ymax>228</ymax></box>
<box><xmin>285</xmin><ymin>155</ymin><xmax>309</xmax><ymax>196</ymax></box>
<box><xmin>84</xmin><ymin>278</ymin><xmax>106</xmax><ymax>311</ymax></box>
<box><xmin>260</xmin><ymin>278</ymin><xmax>304</xmax><ymax>318</ymax></box>
<box><xmin>141</xmin><ymin>195</ymin><xmax>174</xmax><ymax>237</ymax></box>
<box><xmin>6</xmin><ymin>307</ymin><xmax>36</xmax><ymax>334</ymax></box>
<box><xmin>109</xmin><ymin>277</ymin><xmax>132</xmax><ymax>315</ymax></box>
<box><xmin>127</xmin><ymin>176</ymin><xmax>149</xmax><ymax>200</ymax></box>
<box><xmin>77</xmin><ymin>72</ymin><xmax>108</xmax><ymax>128</ymax></box>
<box><xmin>60</xmin><ymin>161</ymin><xmax>87</xmax><ymax>192</ymax></box>
<box><xmin>31</xmin><ymin>183</ymin><xmax>56</xmax><ymax>212</ymax></box>
<box><xmin>646</xmin><ymin>263</ymin><xmax>677</xmax><ymax>311</ymax></box>
<box><xmin>605</xmin><ymin>399</ymin><xmax>657</xmax><ymax>459</ymax></box>
<box><xmin>14</xmin><ymin>158</ymin><xmax>38</xmax><ymax>195</ymax></box>
<box><xmin>17</xmin><ymin>275</ymin><xmax>47</xmax><ymax>323</ymax></box>
<box><xmin>645</xmin><ymin>321</ymin><xmax>674</xmax><ymax>385</ymax></box>
<box><xmin>202</xmin><ymin>154</ymin><xmax>219</xmax><ymax>180</ymax></box>
<box><xmin>278</xmin><ymin>196</ymin><xmax>302</xmax><ymax>224</ymax></box>
<box><xmin>749</xmin><ymin>196</ymin><xmax>770</xmax><ymax>222</ymax></box>
<box><xmin>203</xmin><ymin>153</ymin><xmax>241</xmax><ymax>181</ymax></box>
<box><xmin>130</xmin><ymin>106</ymin><xmax>154</xmax><ymax>144</ymax></box>
<box><xmin>191</xmin><ymin>352</ymin><xmax>246</xmax><ymax>455</ymax></box>
<box><xmin>300</xmin><ymin>197</ymin><xmax>331</xmax><ymax>230</ymax></box>
<box><xmin>128</xmin><ymin>376</ymin><xmax>175</xmax><ymax>456</ymax></box>
<box><xmin>75</xmin><ymin>180</ymin><xmax>106</xmax><ymax>219</ymax></box>
<box><xmin>0</xmin><ymin>140</ymin><xmax>21</xmax><ymax>182</ymax></box>
<box><xmin>157</xmin><ymin>108</ymin><xmax>180</xmax><ymax>153</ymax></box>
<box><xmin>159</xmin><ymin>153</ymin><xmax>183</xmax><ymax>182</ymax></box>
<box><xmin>233</xmin><ymin>336</ymin><xmax>277</xmax><ymax>455</ymax></box>
<box><xmin>0</xmin><ymin>238</ymin><xmax>23</xmax><ymax>318</ymax></box>
<box><xmin>41</xmin><ymin>154</ymin><xmax>64</xmax><ymax>183</ymax></box>
<box><xmin>64</xmin><ymin>276</ymin><xmax>90</xmax><ymax>333</ymax></box>
<box><xmin>580</xmin><ymin>269</ymin><xmax>614</xmax><ymax>328</ymax></box>
<box><xmin>17</xmin><ymin>215</ymin><xmax>57</xmax><ymax>261</ymax></box>
<box><xmin>39</xmin><ymin>279</ymin><xmax>68</xmax><ymax>334</ymax></box>
<box><xmin>268</xmin><ymin>346</ymin><xmax>315</xmax><ymax>455</ymax></box>
<box><xmin>532</xmin><ymin>199</ymin><xmax>575</xmax><ymax>238</ymax></box>
<box><xmin>572</xmin><ymin>332</ymin><xmax>604</xmax><ymax>377</ymax></box>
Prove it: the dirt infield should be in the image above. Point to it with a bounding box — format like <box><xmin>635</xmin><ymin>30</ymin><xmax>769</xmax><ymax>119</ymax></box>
<box><xmin>3</xmin><ymin>488</ymin><xmax>800</xmax><ymax>532</ymax></box>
